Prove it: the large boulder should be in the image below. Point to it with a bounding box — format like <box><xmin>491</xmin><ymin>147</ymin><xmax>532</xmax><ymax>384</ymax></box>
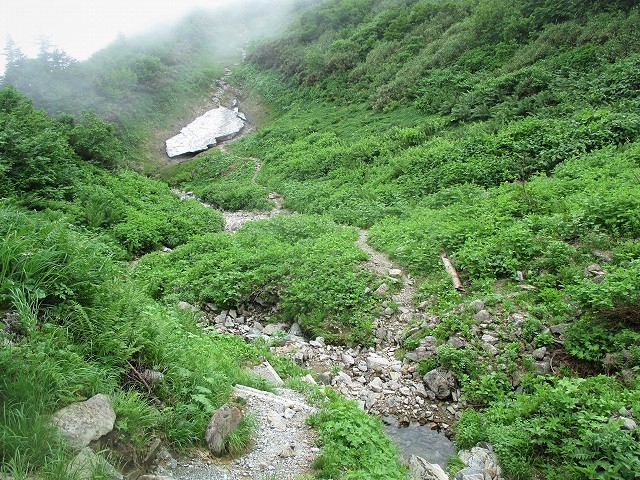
<box><xmin>51</xmin><ymin>394</ymin><xmax>116</xmax><ymax>449</ymax></box>
<box><xmin>205</xmin><ymin>404</ymin><xmax>242</xmax><ymax>455</ymax></box>
<box><xmin>423</xmin><ymin>368</ymin><xmax>456</xmax><ymax>400</ymax></box>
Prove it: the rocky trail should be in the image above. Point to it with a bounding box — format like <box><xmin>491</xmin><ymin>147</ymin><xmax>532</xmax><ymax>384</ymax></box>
<box><xmin>156</xmin><ymin>384</ymin><xmax>318</xmax><ymax>480</ymax></box>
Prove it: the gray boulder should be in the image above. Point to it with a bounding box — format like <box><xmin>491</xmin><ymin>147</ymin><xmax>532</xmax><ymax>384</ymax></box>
<box><xmin>455</xmin><ymin>467</ymin><xmax>485</xmax><ymax>480</ymax></box>
<box><xmin>205</xmin><ymin>404</ymin><xmax>242</xmax><ymax>455</ymax></box>
<box><xmin>423</xmin><ymin>368</ymin><xmax>455</xmax><ymax>400</ymax></box>
<box><xmin>51</xmin><ymin>394</ymin><xmax>116</xmax><ymax>449</ymax></box>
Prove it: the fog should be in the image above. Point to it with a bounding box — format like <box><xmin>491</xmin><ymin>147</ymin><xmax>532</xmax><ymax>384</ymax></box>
<box><xmin>1</xmin><ymin>0</ymin><xmax>235</xmax><ymax>68</ymax></box>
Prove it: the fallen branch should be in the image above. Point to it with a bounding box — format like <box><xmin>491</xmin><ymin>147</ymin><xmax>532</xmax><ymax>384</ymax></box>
<box><xmin>439</xmin><ymin>252</ymin><xmax>465</xmax><ymax>292</ymax></box>
<box><xmin>127</xmin><ymin>360</ymin><xmax>152</xmax><ymax>394</ymax></box>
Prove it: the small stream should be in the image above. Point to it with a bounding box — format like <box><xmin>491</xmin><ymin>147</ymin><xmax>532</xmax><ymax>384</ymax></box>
<box><xmin>385</xmin><ymin>423</ymin><xmax>455</xmax><ymax>468</ymax></box>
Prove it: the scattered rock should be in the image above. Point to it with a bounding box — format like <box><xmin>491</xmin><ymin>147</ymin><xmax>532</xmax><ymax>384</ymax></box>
<box><xmin>423</xmin><ymin>369</ymin><xmax>455</xmax><ymax>400</ymax></box>
<box><xmin>176</xmin><ymin>301</ymin><xmax>195</xmax><ymax>311</ymax></box>
<box><xmin>458</xmin><ymin>444</ymin><xmax>502</xmax><ymax>480</ymax></box>
<box><xmin>289</xmin><ymin>323</ymin><xmax>303</xmax><ymax>336</ymax></box>
<box><xmin>532</xmin><ymin>347</ymin><xmax>547</xmax><ymax>360</ymax></box>
<box><xmin>473</xmin><ymin>310</ymin><xmax>491</xmax><ymax>322</ymax></box>
<box><xmin>447</xmin><ymin>337</ymin><xmax>466</xmax><ymax>349</ymax></box>
<box><xmin>406</xmin><ymin>454</ymin><xmax>449</xmax><ymax>480</ymax></box>
<box><xmin>389</xmin><ymin>269</ymin><xmax>403</xmax><ymax>277</ymax></box>
<box><xmin>141</xmin><ymin>369</ymin><xmax>165</xmax><ymax>384</ymax></box>
<box><xmin>367</xmin><ymin>354</ymin><xmax>392</xmax><ymax>373</ymax></box>
<box><xmin>586</xmin><ymin>263</ymin><xmax>605</xmax><ymax>275</ymax></box>
<box><xmin>205</xmin><ymin>404</ymin><xmax>242</xmax><ymax>455</ymax></box>
<box><xmin>262</xmin><ymin>323</ymin><xmax>286</xmax><ymax>336</ymax></box>
<box><xmin>621</xmin><ymin>417</ymin><xmax>637</xmax><ymax>431</ymax></box>
<box><xmin>550</xmin><ymin>323</ymin><xmax>569</xmax><ymax>334</ymax></box>
<box><xmin>532</xmin><ymin>360</ymin><xmax>551</xmax><ymax>375</ymax></box>
<box><xmin>469</xmin><ymin>300</ymin><xmax>485</xmax><ymax>312</ymax></box>
<box><xmin>267</xmin><ymin>410</ymin><xmax>287</xmax><ymax>432</ymax></box>
<box><xmin>482</xmin><ymin>343</ymin><xmax>499</xmax><ymax>356</ymax></box>
<box><xmin>51</xmin><ymin>394</ymin><xmax>116</xmax><ymax>450</ymax></box>
<box><xmin>342</xmin><ymin>353</ymin><xmax>355</xmax><ymax>366</ymax></box>
<box><xmin>481</xmin><ymin>334</ymin><xmax>498</xmax><ymax>345</ymax></box>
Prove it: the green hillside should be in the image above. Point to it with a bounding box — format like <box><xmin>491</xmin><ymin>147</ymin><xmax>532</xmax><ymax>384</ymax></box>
<box><xmin>187</xmin><ymin>0</ymin><xmax>639</xmax><ymax>477</ymax></box>
<box><xmin>2</xmin><ymin>0</ymin><xmax>640</xmax><ymax>479</ymax></box>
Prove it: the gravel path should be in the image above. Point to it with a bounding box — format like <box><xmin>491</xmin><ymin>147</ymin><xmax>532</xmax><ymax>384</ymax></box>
<box><xmin>156</xmin><ymin>386</ymin><xmax>318</xmax><ymax>480</ymax></box>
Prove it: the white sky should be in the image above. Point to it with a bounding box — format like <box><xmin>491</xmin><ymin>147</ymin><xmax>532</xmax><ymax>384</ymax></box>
<box><xmin>1</xmin><ymin>0</ymin><xmax>234</xmax><ymax>62</ymax></box>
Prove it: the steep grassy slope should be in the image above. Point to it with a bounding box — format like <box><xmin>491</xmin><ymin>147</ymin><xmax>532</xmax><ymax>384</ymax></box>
<box><xmin>174</xmin><ymin>0</ymin><xmax>640</xmax><ymax>477</ymax></box>
<box><xmin>0</xmin><ymin>86</ymin><xmax>405</xmax><ymax>479</ymax></box>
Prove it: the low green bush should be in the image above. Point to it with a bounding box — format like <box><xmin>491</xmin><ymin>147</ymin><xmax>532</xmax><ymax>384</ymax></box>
<box><xmin>308</xmin><ymin>392</ymin><xmax>407</xmax><ymax>480</ymax></box>
<box><xmin>455</xmin><ymin>375</ymin><xmax>640</xmax><ymax>480</ymax></box>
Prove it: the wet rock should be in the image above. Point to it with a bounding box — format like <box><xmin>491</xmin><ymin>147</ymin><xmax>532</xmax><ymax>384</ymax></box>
<box><xmin>52</xmin><ymin>394</ymin><xmax>116</xmax><ymax>449</ymax></box>
<box><xmin>205</xmin><ymin>404</ymin><xmax>242</xmax><ymax>455</ymax></box>
<box><xmin>423</xmin><ymin>368</ymin><xmax>455</xmax><ymax>400</ymax></box>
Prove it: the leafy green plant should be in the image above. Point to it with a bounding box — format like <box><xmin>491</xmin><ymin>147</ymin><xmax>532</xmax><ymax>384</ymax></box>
<box><xmin>307</xmin><ymin>392</ymin><xmax>407</xmax><ymax>479</ymax></box>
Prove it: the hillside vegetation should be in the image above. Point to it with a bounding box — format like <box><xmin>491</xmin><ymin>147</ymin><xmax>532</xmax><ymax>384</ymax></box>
<box><xmin>2</xmin><ymin>0</ymin><xmax>640</xmax><ymax>479</ymax></box>
<box><xmin>175</xmin><ymin>0</ymin><xmax>639</xmax><ymax>477</ymax></box>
